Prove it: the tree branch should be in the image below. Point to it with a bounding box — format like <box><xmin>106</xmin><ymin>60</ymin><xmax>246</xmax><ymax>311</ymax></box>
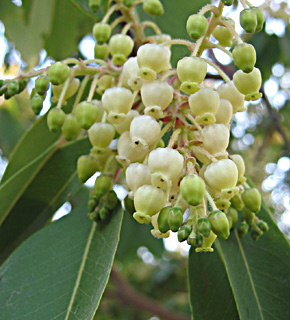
<box><xmin>106</xmin><ymin>268</ymin><xmax>191</xmax><ymax>320</ymax></box>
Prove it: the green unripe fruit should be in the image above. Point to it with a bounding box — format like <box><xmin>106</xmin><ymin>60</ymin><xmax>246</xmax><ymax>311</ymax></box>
<box><xmin>242</xmin><ymin>207</ymin><xmax>255</xmax><ymax>225</ymax></box>
<box><xmin>122</xmin><ymin>0</ymin><xmax>134</xmax><ymax>8</ymax></box>
<box><xmin>227</xmin><ymin>207</ymin><xmax>239</xmax><ymax>228</ymax></box>
<box><xmin>168</xmin><ymin>207</ymin><xmax>183</xmax><ymax>232</ymax></box>
<box><xmin>238</xmin><ymin>221</ymin><xmax>249</xmax><ymax>238</ymax></box>
<box><xmin>35</xmin><ymin>76</ymin><xmax>50</xmax><ymax>96</ymax></box>
<box><xmin>124</xmin><ymin>196</ymin><xmax>135</xmax><ymax>215</ymax></box>
<box><xmin>48</xmin><ymin>62</ymin><xmax>70</xmax><ymax>86</ymax></box>
<box><xmin>94</xmin><ymin>44</ymin><xmax>109</xmax><ymax>60</ymax></box>
<box><xmin>18</xmin><ymin>79</ymin><xmax>27</xmax><ymax>92</ymax></box>
<box><xmin>208</xmin><ymin>210</ymin><xmax>230</xmax><ymax>240</ymax></box>
<box><xmin>241</xmin><ymin>188</ymin><xmax>261</xmax><ymax>213</ymax></box>
<box><xmin>109</xmin><ymin>34</ymin><xmax>134</xmax><ymax>65</ymax></box>
<box><xmin>143</xmin><ymin>0</ymin><xmax>164</xmax><ymax>16</ymax></box>
<box><xmin>240</xmin><ymin>9</ymin><xmax>257</xmax><ymax>33</ymax></box>
<box><xmin>61</xmin><ymin>114</ymin><xmax>81</xmax><ymax>141</ymax></box>
<box><xmin>31</xmin><ymin>94</ymin><xmax>44</xmax><ymax>115</ymax></box>
<box><xmin>222</xmin><ymin>0</ymin><xmax>234</xmax><ymax>5</ymax></box>
<box><xmin>7</xmin><ymin>81</ymin><xmax>19</xmax><ymax>96</ymax></box>
<box><xmin>252</xmin><ymin>7</ymin><xmax>264</xmax><ymax>32</ymax></box>
<box><xmin>186</xmin><ymin>14</ymin><xmax>208</xmax><ymax>40</ymax></box>
<box><xmin>94</xmin><ymin>175</ymin><xmax>113</xmax><ymax>198</ymax></box>
<box><xmin>197</xmin><ymin>217</ymin><xmax>211</xmax><ymax>238</ymax></box>
<box><xmin>232</xmin><ymin>43</ymin><xmax>256</xmax><ymax>73</ymax></box>
<box><xmin>77</xmin><ymin>154</ymin><xmax>100</xmax><ymax>183</ymax></box>
<box><xmin>75</xmin><ymin>101</ymin><xmax>99</xmax><ymax>130</ymax></box>
<box><xmin>89</xmin><ymin>0</ymin><xmax>100</xmax><ymax>12</ymax></box>
<box><xmin>180</xmin><ymin>174</ymin><xmax>206</xmax><ymax>206</ymax></box>
<box><xmin>230</xmin><ymin>194</ymin><xmax>244</xmax><ymax>211</ymax></box>
<box><xmin>257</xmin><ymin>220</ymin><xmax>269</xmax><ymax>232</ymax></box>
<box><xmin>157</xmin><ymin>206</ymin><xmax>171</xmax><ymax>233</ymax></box>
<box><xmin>47</xmin><ymin>108</ymin><xmax>65</xmax><ymax>132</ymax></box>
<box><xmin>92</xmin><ymin>23</ymin><xmax>111</xmax><ymax>44</ymax></box>
<box><xmin>178</xmin><ymin>225</ymin><xmax>192</xmax><ymax>242</ymax></box>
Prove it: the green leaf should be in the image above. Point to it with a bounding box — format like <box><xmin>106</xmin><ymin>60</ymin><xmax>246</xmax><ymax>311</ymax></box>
<box><xmin>71</xmin><ymin>0</ymin><xmax>109</xmax><ymax>20</ymax></box>
<box><xmin>215</xmin><ymin>203</ymin><xmax>290</xmax><ymax>320</ymax></box>
<box><xmin>188</xmin><ymin>246</ymin><xmax>239</xmax><ymax>320</ymax></box>
<box><xmin>0</xmin><ymin>204</ymin><xmax>123</xmax><ymax>320</ymax></box>
<box><xmin>116</xmin><ymin>211</ymin><xmax>165</xmax><ymax>262</ymax></box>
<box><xmin>136</xmin><ymin>0</ymin><xmax>210</xmax><ymax>67</ymax></box>
<box><xmin>0</xmin><ymin>0</ymin><xmax>94</xmax><ymax>66</ymax></box>
<box><xmin>0</xmin><ymin>137</ymin><xmax>91</xmax><ymax>264</ymax></box>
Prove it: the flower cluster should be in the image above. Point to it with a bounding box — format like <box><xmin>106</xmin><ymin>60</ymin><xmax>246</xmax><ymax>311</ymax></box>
<box><xmin>0</xmin><ymin>0</ymin><xmax>269</xmax><ymax>252</ymax></box>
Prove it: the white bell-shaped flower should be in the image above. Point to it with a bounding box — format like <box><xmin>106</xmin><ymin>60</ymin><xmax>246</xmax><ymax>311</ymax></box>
<box><xmin>218</xmin><ymin>81</ymin><xmax>246</xmax><ymax>113</ymax></box>
<box><xmin>137</xmin><ymin>44</ymin><xmax>170</xmax><ymax>80</ymax></box>
<box><xmin>230</xmin><ymin>154</ymin><xmax>246</xmax><ymax>184</ymax></box>
<box><xmin>88</xmin><ymin>123</ymin><xmax>115</xmax><ymax>150</ymax></box>
<box><xmin>102</xmin><ymin>87</ymin><xmax>134</xmax><ymax>124</ymax></box>
<box><xmin>116</xmin><ymin>131</ymin><xmax>148</xmax><ymax>167</ymax></box>
<box><xmin>125</xmin><ymin>163</ymin><xmax>152</xmax><ymax>197</ymax></box>
<box><xmin>148</xmin><ymin>147</ymin><xmax>184</xmax><ymax>190</ymax></box>
<box><xmin>233</xmin><ymin>67</ymin><xmax>262</xmax><ymax>101</ymax></box>
<box><xmin>114</xmin><ymin>109</ymin><xmax>139</xmax><ymax>135</ymax></box>
<box><xmin>133</xmin><ymin>185</ymin><xmax>167</xmax><ymax>224</ymax></box>
<box><xmin>121</xmin><ymin>57</ymin><xmax>142</xmax><ymax>90</ymax></box>
<box><xmin>141</xmin><ymin>80</ymin><xmax>173</xmax><ymax>119</ymax></box>
<box><xmin>215</xmin><ymin>99</ymin><xmax>233</xmax><ymax>127</ymax></box>
<box><xmin>130</xmin><ymin>115</ymin><xmax>161</xmax><ymax>149</ymax></box>
<box><xmin>204</xmin><ymin>159</ymin><xmax>238</xmax><ymax>191</ymax></box>
<box><xmin>188</xmin><ymin>88</ymin><xmax>220</xmax><ymax>125</ymax></box>
<box><xmin>200</xmin><ymin>124</ymin><xmax>230</xmax><ymax>158</ymax></box>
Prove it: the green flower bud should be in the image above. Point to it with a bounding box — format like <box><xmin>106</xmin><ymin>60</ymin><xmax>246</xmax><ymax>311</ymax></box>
<box><xmin>88</xmin><ymin>197</ymin><xmax>98</xmax><ymax>212</ymax></box>
<box><xmin>251</xmin><ymin>228</ymin><xmax>263</xmax><ymax>241</ymax></box>
<box><xmin>195</xmin><ymin>231</ymin><xmax>217</xmax><ymax>253</ymax></box>
<box><xmin>7</xmin><ymin>81</ymin><xmax>19</xmax><ymax>96</ymax></box>
<box><xmin>241</xmin><ymin>188</ymin><xmax>261</xmax><ymax>213</ymax></box>
<box><xmin>232</xmin><ymin>43</ymin><xmax>256</xmax><ymax>73</ymax></box>
<box><xmin>178</xmin><ymin>225</ymin><xmax>191</xmax><ymax>242</ymax></box>
<box><xmin>35</xmin><ymin>75</ymin><xmax>50</xmax><ymax>96</ymax></box>
<box><xmin>222</xmin><ymin>0</ymin><xmax>234</xmax><ymax>5</ymax></box>
<box><xmin>31</xmin><ymin>94</ymin><xmax>44</xmax><ymax>115</ymax></box>
<box><xmin>257</xmin><ymin>220</ymin><xmax>269</xmax><ymax>232</ymax></box>
<box><xmin>157</xmin><ymin>206</ymin><xmax>171</xmax><ymax>233</ymax></box>
<box><xmin>77</xmin><ymin>154</ymin><xmax>100</xmax><ymax>183</ymax></box>
<box><xmin>99</xmin><ymin>207</ymin><xmax>110</xmax><ymax>220</ymax></box>
<box><xmin>89</xmin><ymin>0</ymin><xmax>100</xmax><ymax>12</ymax></box>
<box><xmin>94</xmin><ymin>44</ymin><xmax>109</xmax><ymax>60</ymax></box>
<box><xmin>122</xmin><ymin>0</ymin><xmax>134</xmax><ymax>8</ymax></box>
<box><xmin>89</xmin><ymin>211</ymin><xmax>99</xmax><ymax>221</ymax></box>
<box><xmin>109</xmin><ymin>34</ymin><xmax>134</xmax><ymax>65</ymax></box>
<box><xmin>168</xmin><ymin>207</ymin><xmax>183</xmax><ymax>232</ymax></box>
<box><xmin>61</xmin><ymin>114</ymin><xmax>81</xmax><ymax>141</ymax></box>
<box><xmin>227</xmin><ymin>214</ymin><xmax>233</xmax><ymax>229</ymax></box>
<box><xmin>187</xmin><ymin>231</ymin><xmax>197</xmax><ymax>246</ymax></box>
<box><xmin>227</xmin><ymin>207</ymin><xmax>239</xmax><ymax>228</ymax></box>
<box><xmin>47</xmin><ymin>108</ymin><xmax>65</xmax><ymax>132</ymax></box>
<box><xmin>124</xmin><ymin>195</ymin><xmax>135</xmax><ymax>215</ymax></box>
<box><xmin>96</xmin><ymin>74</ymin><xmax>114</xmax><ymax>95</ymax></box>
<box><xmin>230</xmin><ymin>194</ymin><xmax>244</xmax><ymax>211</ymax></box>
<box><xmin>212</xmin><ymin>18</ymin><xmax>235</xmax><ymax>47</ymax></box>
<box><xmin>240</xmin><ymin>8</ymin><xmax>257</xmax><ymax>33</ymax></box>
<box><xmin>197</xmin><ymin>217</ymin><xmax>211</xmax><ymax>238</ymax></box>
<box><xmin>18</xmin><ymin>79</ymin><xmax>27</xmax><ymax>93</ymax></box>
<box><xmin>48</xmin><ymin>62</ymin><xmax>70</xmax><ymax>86</ymax></box>
<box><xmin>92</xmin><ymin>23</ymin><xmax>111</xmax><ymax>44</ymax></box>
<box><xmin>242</xmin><ymin>207</ymin><xmax>255</xmax><ymax>225</ymax></box>
<box><xmin>75</xmin><ymin>101</ymin><xmax>99</xmax><ymax>130</ymax></box>
<box><xmin>238</xmin><ymin>221</ymin><xmax>249</xmax><ymax>238</ymax></box>
<box><xmin>208</xmin><ymin>210</ymin><xmax>230</xmax><ymax>240</ymax></box>
<box><xmin>186</xmin><ymin>14</ymin><xmax>208</xmax><ymax>40</ymax></box>
<box><xmin>252</xmin><ymin>7</ymin><xmax>264</xmax><ymax>32</ymax></box>
<box><xmin>103</xmin><ymin>190</ymin><xmax>119</xmax><ymax>210</ymax></box>
<box><xmin>143</xmin><ymin>0</ymin><xmax>164</xmax><ymax>16</ymax></box>
<box><xmin>180</xmin><ymin>175</ymin><xmax>206</xmax><ymax>206</ymax></box>
<box><xmin>94</xmin><ymin>175</ymin><xmax>113</xmax><ymax>198</ymax></box>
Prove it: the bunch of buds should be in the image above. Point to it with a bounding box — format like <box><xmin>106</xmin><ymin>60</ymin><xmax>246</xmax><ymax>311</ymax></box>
<box><xmin>1</xmin><ymin>0</ymin><xmax>269</xmax><ymax>252</ymax></box>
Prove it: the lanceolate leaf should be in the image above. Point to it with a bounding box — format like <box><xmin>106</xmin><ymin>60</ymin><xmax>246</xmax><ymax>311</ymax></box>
<box><xmin>0</xmin><ymin>205</ymin><xmax>123</xmax><ymax>320</ymax></box>
<box><xmin>0</xmin><ymin>137</ymin><xmax>91</xmax><ymax>264</ymax></box>
<box><xmin>216</xmin><ymin>203</ymin><xmax>290</xmax><ymax>320</ymax></box>
<box><xmin>188</xmin><ymin>247</ymin><xmax>239</xmax><ymax>320</ymax></box>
